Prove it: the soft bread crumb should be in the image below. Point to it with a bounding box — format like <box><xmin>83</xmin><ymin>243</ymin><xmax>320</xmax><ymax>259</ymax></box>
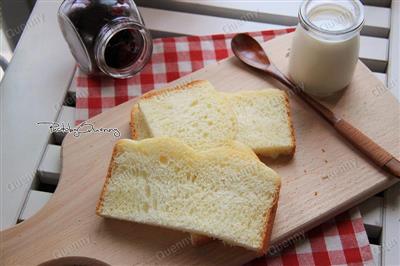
<box><xmin>96</xmin><ymin>138</ymin><xmax>281</xmax><ymax>253</ymax></box>
<box><xmin>131</xmin><ymin>81</ymin><xmax>295</xmax><ymax>158</ymax></box>
<box><xmin>224</xmin><ymin>89</ymin><xmax>295</xmax><ymax>157</ymax></box>
<box><xmin>137</xmin><ymin>80</ymin><xmax>238</xmax><ymax>150</ymax></box>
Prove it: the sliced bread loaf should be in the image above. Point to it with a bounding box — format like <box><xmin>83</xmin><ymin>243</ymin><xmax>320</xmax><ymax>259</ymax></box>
<box><xmin>96</xmin><ymin>138</ymin><xmax>281</xmax><ymax>253</ymax></box>
<box><xmin>225</xmin><ymin>89</ymin><xmax>295</xmax><ymax>158</ymax></box>
<box><xmin>137</xmin><ymin>80</ymin><xmax>238</xmax><ymax>150</ymax></box>
<box><xmin>131</xmin><ymin>81</ymin><xmax>295</xmax><ymax>158</ymax></box>
<box><xmin>190</xmin><ymin>139</ymin><xmax>260</xmax><ymax>246</ymax></box>
<box><xmin>132</xmin><ymin>101</ymin><xmax>259</xmax><ymax>246</ymax></box>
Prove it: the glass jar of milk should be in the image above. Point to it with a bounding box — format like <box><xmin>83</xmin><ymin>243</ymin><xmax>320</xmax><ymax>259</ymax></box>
<box><xmin>289</xmin><ymin>0</ymin><xmax>364</xmax><ymax>97</ymax></box>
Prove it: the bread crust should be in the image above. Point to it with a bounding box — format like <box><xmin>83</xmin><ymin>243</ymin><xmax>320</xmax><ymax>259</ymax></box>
<box><xmin>140</xmin><ymin>80</ymin><xmax>208</xmax><ymax>100</ymax></box>
<box><xmin>282</xmin><ymin>91</ymin><xmax>296</xmax><ymax>157</ymax></box>
<box><xmin>130</xmin><ymin>103</ymin><xmax>140</xmax><ymax>140</ymax></box>
<box><xmin>259</xmin><ymin>180</ymin><xmax>281</xmax><ymax>254</ymax></box>
<box><xmin>96</xmin><ymin>141</ymin><xmax>124</xmax><ymax>215</ymax></box>
<box><xmin>190</xmin><ymin>234</ymin><xmax>213</xmax><ymax>246</ymax></box>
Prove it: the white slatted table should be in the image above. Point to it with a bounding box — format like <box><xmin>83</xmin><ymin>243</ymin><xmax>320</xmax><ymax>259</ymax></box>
<box><xmin>1</xmin><ymin>1</ymin><xmax>399</xmax><ymax>265</ymax></box>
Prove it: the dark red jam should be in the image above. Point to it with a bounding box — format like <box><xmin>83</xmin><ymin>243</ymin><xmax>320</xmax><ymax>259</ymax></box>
<box><xmin>58</xmin><ymin>0</ymin><xmax>152</xmax><ymax>78</ymax></box>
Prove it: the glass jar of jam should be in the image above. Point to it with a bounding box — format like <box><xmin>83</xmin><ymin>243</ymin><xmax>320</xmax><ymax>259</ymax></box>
<box><xmin>58</xmin><ymin>0</ymin><xmax>152</xmax><ymax>78</ymax></box>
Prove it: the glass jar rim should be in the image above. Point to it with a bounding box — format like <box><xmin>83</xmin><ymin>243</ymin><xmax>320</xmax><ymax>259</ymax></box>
<box><xmin>94</xmin><ymin>18</ymin><xmax>153</xmax><ymax>79</ymax></box>
<box><xmin>299</xmin><ymin>0</ymin><xmax>364</xmax><ymax>36</ymax></box>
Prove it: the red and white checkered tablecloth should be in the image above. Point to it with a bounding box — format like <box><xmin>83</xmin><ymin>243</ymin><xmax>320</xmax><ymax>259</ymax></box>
<box><xmin>73</xmin><ymin>29</ymin><xmax>374</xmax><ymax>265</ymax></box>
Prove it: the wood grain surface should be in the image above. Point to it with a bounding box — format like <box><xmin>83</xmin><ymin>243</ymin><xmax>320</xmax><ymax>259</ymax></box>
<box><xmin>1</xmin><ymin>33</ymin><xmax>399</xmax><ymax>266</ymax></box>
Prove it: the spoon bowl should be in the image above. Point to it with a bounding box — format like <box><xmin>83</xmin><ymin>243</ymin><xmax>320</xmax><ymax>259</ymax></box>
<box><xmin>231</xmin><ymin>34</ymin><xmax>271</xmax><ymax>69</ymax></box>
<box><xmin>231</xmin><ymin>33</ymin><xmax>294</xmax><ymax>88</ymax></box>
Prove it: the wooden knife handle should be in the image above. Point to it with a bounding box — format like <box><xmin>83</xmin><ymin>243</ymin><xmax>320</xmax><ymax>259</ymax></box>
<box><xmin>334</xmin><ymin>119</ymin><xmax>400</xmax><ymax>178</ymax></box>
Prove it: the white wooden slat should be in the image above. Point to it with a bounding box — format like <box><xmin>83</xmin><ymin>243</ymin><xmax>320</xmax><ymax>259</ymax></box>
<box><xmin>373</xmin><ymin>72</ymin><xmax>387</xmax><ymax>84</ymax></box>
<box><xmin>388</xmin><ymin>0</ymin><xmax>400</xmax><ymax>101</ymax></box>
<box><xmin>374</xmin><ymin>24</ymin><xmax>398</xmax><ymax>266</ymax></box>
<box><xmin>370</xmin><ymin>244</ymin><xmax>382</xmax><ymax>266</ymax></box>
<box><xmin>37</xmin><ymin>144</ymin><xmax>61</xmax><ymax>186</ymax></box>
<box><xmin>381</xmin><ymin>0</ymin><xmax>398</xmax><ymax>251</ymax></box>
<box><xmin>0</xmin><ymin>29</ymin><xmax>13</xmax><ymax>81</ymax></box>
<box><xmin>19</xmin><ymin>190</ymin><xmax>52</xmax><ymax>221</ymax></box>
<box><xmin>140</xmin><ymin>7</ymin><xmax>388</xmax><ymax>72</ymax></box>
<box><xmin>139</xmin><ymin>7</ymin><xmax>286</xmax><ymax>38</ymax></box>
<box><xmin>0</xmin><ymin>0</ymin><xmax>75</xmax><ymax>229</ymax></box>
<box><xmin>54</xmin><ymin>106</ymin><xmax>76</xmax><ymax>144</ymax></box>
<box><xmin>363</xmin><ymin>5</ymin><xmax>391</xmax><ymax>37</ymax></box>
<box><xmin>359</xmin><ymin>36</ymin><xmax>389</xmax><ymax>73</ymax></box>
<box><xmin>136</xmin><ymin>0</ymin><xmax>391</xmax><ymax>38</ymax></box>
<box><xmin>382</xmin><ymin>183</ymin><xmax>400</xmax><ymax>265</ymax></box>
<box><xmin>382</xmin><ymin>15</ymin><xmax>399</xmax><ymax>266</ymax></box>
<box><xmin>359</xmin><ymin>196</ymin><xmax>383</xmax><ymax>239</ymax></box>
<box><xmin>68</xmin><ymin>69</ymin><xmax>77</xmax><ymax>93</ymax></box>
<box><xmin>65</xmin><ymin>69</ymin><xmax>77</xmax><ymax>106</ymax></box>
<box><xmin>68</xmin><ymin>84</ymin><xmax>76</xmax><ymax>93</ymax></box>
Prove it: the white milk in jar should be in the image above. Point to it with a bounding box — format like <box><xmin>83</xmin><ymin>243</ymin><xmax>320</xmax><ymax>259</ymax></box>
<box><xmin>289</xmin><ymin>0</ymin><xmax>364</xmax><ymax>97</ymax></box>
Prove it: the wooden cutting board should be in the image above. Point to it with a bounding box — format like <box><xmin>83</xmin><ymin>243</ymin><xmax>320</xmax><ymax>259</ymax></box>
<box><xmin>1</xmin><ymin>33</ymin><xmax>399</xmax><ymax>266</ymax></box>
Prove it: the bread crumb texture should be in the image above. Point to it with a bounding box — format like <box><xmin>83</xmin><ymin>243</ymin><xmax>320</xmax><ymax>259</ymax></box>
<box><xmin>225</xmin><ymin>89</ymin><xmax>295</xmax><ymax>157</ymax></box>
<box><xmin>97</xmin><ymin>138</ymin><xmax>281</xmax><ymax>252</ymax></box>
<box><xmin>133</xmin><ymin>80</ymin><xmax>295</xmax><ymax>158</ymax></box>
<box><xmin>138</xmin><ymin>80</ymin><xmax>238</xmax><ymax>150</ymax></box>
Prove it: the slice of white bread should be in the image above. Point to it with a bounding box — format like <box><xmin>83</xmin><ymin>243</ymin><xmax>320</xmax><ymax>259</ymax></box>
<box><xmin>131</xmin><ymin>81</ymin><xmax>295</xmax><ymax>158</ymax></box>
<box><xmin>224</xmin><ymin>90</ymin><xmax>295</xmax><ymax>158</ymax></box>
<box><xmin>190</xmin><ymin>139</ymin><xmax>260</xmax><ymax>246</ymax></box>
<box><xmin>129</xmin><ymin>81</ymin><xmax>292</xmax><ymax>246</ymax></box>
<box><xmin>132</xmin><ymin>99</ymin><xmax>260</xmax><ymax>246</ymax></box>
<box><xmin>137</xmin><ymin>80</ymin><xmax>238</xmax><ymax>150</ymax></box>
<box><xmin>96</xmin><ymin>138</ymin><xmax>281</xmax><ymax>253</ymax></box>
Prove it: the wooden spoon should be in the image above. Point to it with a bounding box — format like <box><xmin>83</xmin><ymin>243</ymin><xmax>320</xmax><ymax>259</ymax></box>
<box><xmin>231</xmin><ymin>33</ymin><xmax>400</xmax><ymax>178</ymax></box>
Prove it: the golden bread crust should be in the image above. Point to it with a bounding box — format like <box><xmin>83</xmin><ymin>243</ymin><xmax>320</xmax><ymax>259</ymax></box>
<box><xmin>259</xmin><ymin>180</ymin><xmax>281</xmax><ymax>254</ymax></box>
<box><xmin>130</xmin><ymin>103</ymin><xmax>140</xmax><ymax>139</ymax></box>
<box><xmin>282</xmin><ymin>91</ymin><xmax>296</xmax><ymax>157</ymax></box>
<box><xmin>96</xmin><ymin>141</ymin><xmax>124</xmax><ymax>215</ymax></box>
<box><xmin>190</xmin><ymin>234</ymin><xmax>213</xmax><ymax>246</ymax></box>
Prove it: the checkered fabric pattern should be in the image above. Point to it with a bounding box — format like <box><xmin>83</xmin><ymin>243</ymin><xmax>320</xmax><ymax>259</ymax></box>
<box><xmin>74</xmin><ymin>29</ymin><xmax>374</xmax><ymax>265</ymax></box>
<box><xmin>247</xmin><ymin>208</ymin><xmax>373</xmax><ymax>266</ymax></box>
<box><xmin>74</xmin><ymin>28</ymin><xmax>293</xmax><ymax>123</ymax></box>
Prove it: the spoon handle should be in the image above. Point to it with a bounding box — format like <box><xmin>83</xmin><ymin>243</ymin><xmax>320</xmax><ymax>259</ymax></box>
<box><xmin>334</xmin><ymin>119</ymin><xmax>400</xmax><ymax>177</ymax></box>
<box><xmin>270</xmin><ymin>67</ymin><xmax>400</xmax><ymax>178</ymax></box>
